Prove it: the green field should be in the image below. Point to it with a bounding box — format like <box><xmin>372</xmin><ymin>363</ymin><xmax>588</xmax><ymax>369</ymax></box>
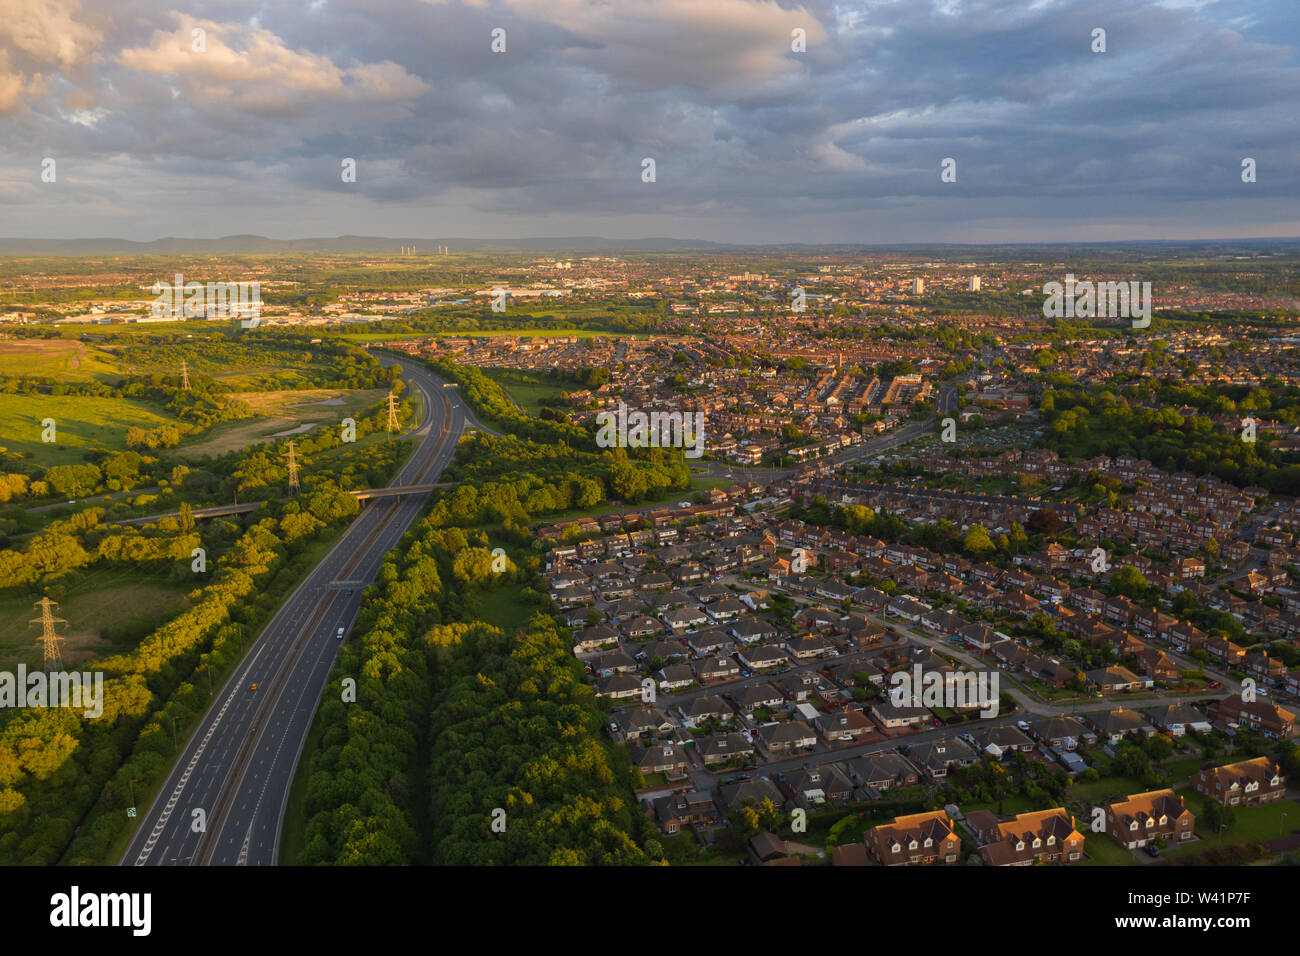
<box><xmin>1160</xmin><ymin>798</ymin><xmax>1300</xmax><ymax>859</ymax></box>
<box><xmin>0</xmin><ymin>338</ymin><xmax>121</xmax><ymax>383</ymax></box>
<box><xmin>0</xmin><ymin>569</ymin><xmax>194</xmax><ymax>669</ymax></box>
<box><xmin>482</xmin><ymin>369</ymin><xmax>571</xmax><ymax>417</ymax></box>
<box><xmin>177</xmin><ymin>388</ymin><xmax>388</xmax><ymax>460</ymax></box>
<box><xmin>0</xmin><ymin>392</ymin><xmax>177</xmax><ymax>467</ymax></box>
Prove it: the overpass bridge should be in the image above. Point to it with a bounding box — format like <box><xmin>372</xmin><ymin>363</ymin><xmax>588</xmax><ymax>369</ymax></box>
<box><xmin>108</xmin><ymin>483</ymin><xmax>450</xmax><ymax>526</ymax></box>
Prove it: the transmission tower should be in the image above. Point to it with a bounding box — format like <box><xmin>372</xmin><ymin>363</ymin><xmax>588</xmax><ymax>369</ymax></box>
<box><xmin>180</xmin><ymin>359</ymin><xmax>191</xmax><ymax>391</ymax></box>
<box><xmin>31</xmin><ymin>597</ymin><xmax>66</xmax><ymax>671</ymax></box>
<box><xmin>287</xmin><ymin>441</ymin><xmax>300</xmax><ymax>495</ymax></box>
<box><xmin>386</xmin><ymin>391</ymin><xmax>399</xmax><ymax>438</ymax></box>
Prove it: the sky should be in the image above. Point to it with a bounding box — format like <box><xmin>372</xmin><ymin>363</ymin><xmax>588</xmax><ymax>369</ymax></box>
<box><xmin>0</xmin><ymin>0</ymin><xmax>1297</xmax><ymax>244</ymax></box>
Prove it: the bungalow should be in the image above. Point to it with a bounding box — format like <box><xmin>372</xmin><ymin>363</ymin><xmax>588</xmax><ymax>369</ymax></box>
<box><xmin>972</xmin><ymin>725</ymin><xmax>1035</xmax><ymax>759</ymax></box>
<box><xmin>681</xmin><ymin>694</ymin><xmax>733</xmax><ymax>724</ymax></box>
<box><xmin>905</xmin><ymin>738</ymin><xmax>978</xmax><ymax>780</ymax></box>
<box><xmin>595</xmin><ymin>674</ymin><xmax>643</xmax><ymax>700</ymax></box>
<box><xmin>631</xmin><ymin>742</ymin><xmax>690</xmax><ymax>779</ymax></box>
<box><xmin>1085</xmin><ymin>665</ymin><xmax>1144</xmax><ymax>693</ymax></box>
<box><xmin>814</xmin><ymin>708</ymin><xmax>872</xmax><ymax>744</ymax></box>
<box><xmin>736</xmin><ymin>684</ymin><xmax>784</xmax><ymax>714</ymax></box>
<box><xmin>611</xmin><ymin>705</ymin><xmax>675</xmax><ymax>742</ymax></box>
<box><xmin>657</xmin><ymin>663</ymin><xmax>696</xmax><ymax>692</ymax></box>
<box><xmin>645</xmin><ymin>790</ymin><xmax>721</xmax><ymax>834</ymax></box>
<box><xmin>729</xmin><ymin>617</ymin><xmax>778</xmax><ymax>644</ymax></box>
<box><xmin>758</xmin><ymin>720</ymin><xmax>818</xmax><ymax>753</ymax></box>
<box><xmin>869</xmin><ymin>699</ymin><xmax>930</xmax><ymax>730</ymax></box>
<box><xmin>661</xmin><ymin>605</ymin><xmax>709</xmax><ymax>632</ymax></box>
<box><xmin>1144</xmin><ymin>704</ymin><xmax>1212</xmax><ymax>737</ymax></box>
<box><xmin>887</xmin><ymin>596</ymin><xmax>930</xmax><ymax>622</ymax></box>
<box><xmin>573</xmin><ymin>624</ymin><xmax>620</xmax><ymax>654</ymax></box>
<box><xmin>848</xmin><ymin>752</ymin><xmax>921</xmax><ymax>791</ymax></box>
<box><xmin>738</xmin><ymin>645</ymin><xmax>789</xmax><ymax>671</ymax></box>
<box><xmin>784</xmin><ymin>765</ymin><xmax>855</xmax><ymax>809</ymax></box>
<box><xmin>694</xmin><ymin>656</ymin><xmax>740</xmax><ymax>683</ymax></box>
<box><xmin>685</xmin><ymin>629</ymin><xmax>733</xmax><ymax>657</ymax></box>
<box><xmin>716</xmin><ymin>776</ymin><xmax>785</xmax><ymax>813</ymax></box>
<box><xmin>785</xmin><ymin>635</ymin><xmax>833</xmax><ymax>660</ymax></box>
<box><xmin>698</xmin><ymin>732</ymin><xmax>756</xmax><ymax>767</ymax></box>
<box><xmin>1029</xmin><ymin>715</ymin><xmax>1096</xmax><ymax>751</ymax></box>
<box><xmin>624</xmin><ymin>616</ymin><xmax>663</xmax><ymax>640</ymax></box>
<box><xmin>1088</xmin><ymin>707</ymin><xmax>1153</xmax><ymax>745</ymax></box>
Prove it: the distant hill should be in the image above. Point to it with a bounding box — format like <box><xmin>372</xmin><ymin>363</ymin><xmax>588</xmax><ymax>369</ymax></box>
<box><xmin>0</xmin><ymin>235</ymin><xmax>729</xmax><ymax>255</ymax></box>
<box><xmin>0</xmin><ymin>235</ymin><xmax>1296</xmax><ymax>257</ymax></box>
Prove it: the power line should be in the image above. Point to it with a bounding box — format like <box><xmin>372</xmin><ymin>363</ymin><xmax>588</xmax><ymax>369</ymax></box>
<box><xmin>31</xmin><ymin>597</ymin><xmax>67</xmax><ymax>671</ymax></box>
<box><xmin>287</xmin><ymin>441</ymin><xmax>300</xmax><ymax>495</ymax></box>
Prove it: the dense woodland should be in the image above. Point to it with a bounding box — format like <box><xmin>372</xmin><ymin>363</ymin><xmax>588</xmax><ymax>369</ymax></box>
<box><xmin>298</xmin><ymin>362</ymin><xmax>676</xmax><ymax>864</ymax></box>
<box><xmin>1040</xmin><ymin>381</ymin><xmax>1300</xmax><ymax>494</ymax></box>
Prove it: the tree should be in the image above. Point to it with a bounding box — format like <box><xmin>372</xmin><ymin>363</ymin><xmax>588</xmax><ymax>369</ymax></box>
<box><xmin>963</xmin><ymin>524</ymin><xmax>996</xmax><ymax>557</ymax></box>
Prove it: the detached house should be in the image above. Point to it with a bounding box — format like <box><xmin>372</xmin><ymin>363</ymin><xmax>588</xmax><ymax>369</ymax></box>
<box><xmin>866</xmin><ymin>810</ymin><xmax>962</xmax><ymax>866</ymax></box>
<box><xmin>1191</xmin><ymin>757</ymin><xmax>1286</xmax><ymax>807</ymax></box>
<box><xmin>968</xmin><ymin>808</ymin><xmax>1086</xmax><ymax>866</ymax></box>
<box><xmin>1104</xmin><ymin>789</ymin><xmax>1195</xmax><ymax>850</ymax></box>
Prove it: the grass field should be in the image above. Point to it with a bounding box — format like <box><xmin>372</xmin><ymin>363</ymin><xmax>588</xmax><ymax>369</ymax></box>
<box><xmin>482</xmin><ymin>369</ymin><xmax>571</xmax><ymax>417</ymax></box>
<box><xmin>0</xmin><ymin>569</ymin><xmax>194</xmax><ymax>669</ymax></box>
<box><xmin>177</xmin><ymin>388</ymin><xmax>388</xmax><ymax>460</ymax></box>
<box><xmin>0</xmin><ymin>338</ymin><xmax>121</xmax><ymax>383</ymax></box>
<box><xmin>1159</xmin><ymin>797</ymin><xmax>1300</xmax><ymax>859</ymax></box>
<box><xmin>0</xmin><ymin>392</ymin><xmax>177</xmax><ymax>468</ymax></box>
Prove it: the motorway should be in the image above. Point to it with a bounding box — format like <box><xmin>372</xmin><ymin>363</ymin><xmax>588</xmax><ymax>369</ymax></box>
<box><xmin>122</xmin><ymin>355</ymin><xmax>473</xmax><ymax>866</ymax></box>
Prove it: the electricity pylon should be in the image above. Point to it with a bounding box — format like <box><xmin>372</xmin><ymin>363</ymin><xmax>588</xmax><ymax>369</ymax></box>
<box><xmin>287</xmin><ymin>441</ymin><xmax>300</xmax><ymax>495</ymax></box>
<box><xmin>32</xmin><ymin>597</ymin><xmax>66</xmax><ymax>671</ymax></box>
<box><xmin>386</xmin><ymin>391</ymin><xmax>399</xmax><ymax>438</ymax></box>
<box><xmin>180</xmin><ymin>359</ymin><xmax>190</xmax><ymax>391</ymax></box>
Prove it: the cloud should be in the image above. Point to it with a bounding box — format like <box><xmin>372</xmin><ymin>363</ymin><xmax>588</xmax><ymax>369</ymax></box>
<box><xmin>0</xmin><ymin>0</ymin><xmax>1295</xmax><ymax>241</ymax></box>
<box><xmin>117</xmin><ymin>15</ymin><xmax>430</xmax><ymax>115</ymax></box>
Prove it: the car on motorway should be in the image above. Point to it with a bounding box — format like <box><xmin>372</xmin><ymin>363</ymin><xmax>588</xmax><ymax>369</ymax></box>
<box><xmin>250</xmin><ymin>682</ymin><xmax>259</xmax><ymax>692</ymax></box>
<box><xmin>337</xmin><ymin>626</ymin><xmax>346</xmax><ymax>640</ymax></box>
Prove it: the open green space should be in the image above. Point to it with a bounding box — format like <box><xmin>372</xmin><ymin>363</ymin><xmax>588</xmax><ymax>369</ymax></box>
<box><xmin>1161</xmin><ymin>798</ymin><xmax>1300</xmax><ymax>859</ymax></box>
<box><xmin>176</xmin><ymin>388</ymin><xmax>387</xmax><ymax>460</ymax></box>
<box><xmin>0</xmin><ymin>338</ymin><xmax>121</xmax><ymax>383</ymax></box>
<box><xmin>0</xmin><ymin>568</ymin><xmax>194</xmax><ymax>669</ymax></box>
<box><xmin>482</xmin><ymin>369</ymin><xmax>571</xmax><ymax>417</ymax></box>
<box><xmin>1067</xmin><ymin>774</ymin><xmax>1146</xmax><ymax>804</ymax></box>
<box><xmin>0</xmin><ymin>392</ymin><xmax>177</xmax><ymax>468</ymax></box>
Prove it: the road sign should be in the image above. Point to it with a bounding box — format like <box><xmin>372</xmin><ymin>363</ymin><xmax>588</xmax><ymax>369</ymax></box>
<box><xmin>126</xmin><ymin>807</ymin><xmax>137</xmax><ymax>818</ymax></box>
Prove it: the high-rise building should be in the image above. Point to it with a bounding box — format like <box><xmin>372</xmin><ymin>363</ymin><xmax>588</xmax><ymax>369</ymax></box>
<box><xmin>969</xmin><ymin>275</ymin><xmax>981</xmax><ymax>292</ymax></box>
<box><xmin>912</xmin><ymin>278</ymin><xmax>925</xmax><ymax>295</ymax></box>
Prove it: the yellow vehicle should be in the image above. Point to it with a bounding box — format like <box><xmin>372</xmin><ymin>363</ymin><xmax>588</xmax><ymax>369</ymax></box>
<box><xmin>250</xmin><ymin>682</ymin><xmax>259</xmax><ymax>692</ymax></box>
